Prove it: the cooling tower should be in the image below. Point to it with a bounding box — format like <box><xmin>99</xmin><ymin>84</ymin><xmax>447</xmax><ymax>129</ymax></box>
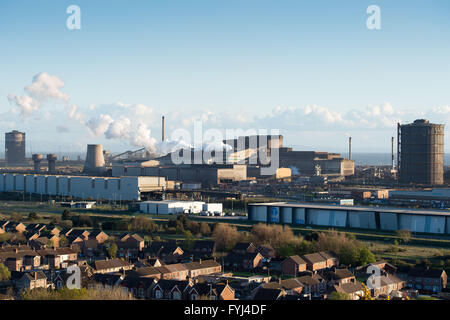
<box><xmin>83</xmin><ymin>144</ymin><xmax>106</xmax><ymax>174</ymax></box>
<box><xmin>32</xmin><ymin>154</ymin><xmax>43</xmax><ymax>172</ymax></box>
<box><xmin>47</xmin><ymin>154</ymin><xmax>57</xmax><ymax>173</ymax></box>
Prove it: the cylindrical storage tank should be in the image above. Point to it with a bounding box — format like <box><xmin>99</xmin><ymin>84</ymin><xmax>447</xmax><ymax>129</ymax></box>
<box><xmin>399</xmin><ymin>119</ymin><xmax>444</xmax><ymax>185</ymax></box>
<box><xmin>5</xmin><ymin>130</ymin><xmax>26</xmax><ymax>165</ymax></box>
<box><xmin>293</xmin><ymin>208</ymin><xmax>306</xmax><ymax>225</ymax></box>
<box><xmin>47</xmin><ymin>154</ymin><xmax>57</xmax><ymax>173</ymax></box>
<box><xmin>280</xmin><ymin>207</ymin><xmax>292</xmax><ymax>224</ymax></box>
<box><xmin>379</xmin><ymin>212</ymin><xmax>398</xmax><ymax>231</ymax></box>
<box><xmin>254</xmin><ymin>205</ymin><xmax>268</xmax><ymax>222</ymax></box>
<box><xmin>348</xmin><ymin>211</ymin><xmax>376</xmax><ymax>229</ymax></box>
<box><xmin>268</xmin><ymin>206</ymin><xmax>280</xmax><ymax>223</ymax></box>
<box><xmin>83</xmin><ymin>144</ymin><xmax>106</xmax><ymax>175</ymax></box>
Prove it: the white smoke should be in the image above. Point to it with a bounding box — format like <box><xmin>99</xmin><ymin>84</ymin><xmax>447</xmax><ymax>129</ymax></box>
<box><xmin>7</xmin><ymin>94</ymin><xmax>40</xmax><ymax>117</ymax></box>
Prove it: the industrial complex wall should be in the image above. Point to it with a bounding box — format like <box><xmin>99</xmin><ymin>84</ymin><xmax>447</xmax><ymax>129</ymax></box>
<box><xmin>0</xmin><ymin>173</ymin><xmax>164</xmax><ymax>201</ymax></box>
<box><xmin>248</xmin><ymin>203</ymin><xmax>450</xmax><ymax>235</ymax></box>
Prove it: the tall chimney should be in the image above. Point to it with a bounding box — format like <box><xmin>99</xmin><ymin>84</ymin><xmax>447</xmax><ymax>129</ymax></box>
<box><xmin>391</xmin><ymin>137</ymin><xmax>395</xmax><ymax>170</ymax></box>
<box><xmin>348</xmin><ymin>137</ymin><xmax>352</xmax><ymax>160</ymax></box>
<box><xmin>162</xmin><ymin>116</ymin><xmax>165</xmax><ymax>142</ymax></box>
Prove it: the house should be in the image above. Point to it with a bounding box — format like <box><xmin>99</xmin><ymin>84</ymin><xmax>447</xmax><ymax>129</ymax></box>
<box><xmin>118</xmin><ymin>234</ymin><xmax>145</xmax><ymax>259</ymax></box>
<box><xmin>37</xmin><ymin>248</ymin><xmax>78</xmax><ymax>268</ymax></box>
<box><xmin>67</xmin><ymin>230</ymin><xmax>90</xmax><ymax>242</ymax></box>
<box><xmin>25</xmin><ymin>224</ymin><xmax>45</xmax><ymax>234</ymax></box>
<box><xmin>232</xmin><ymin>242</ymin><xmax>256</xmax><ymax>255</ymax></box>
<box><xmin>93</xmin><ymin>258</ymin><xmax>134</xmax><ymax>274</ymax></box>
<box><xmin>302</xmin><ymin>253</ymin><xmax>328</xmax><ymax>271</ymax></box>
<box><xmin>135</xmin><ymin>258</ymin><xmax>164</xmax><ymax>268</ymax></box>
<box><xmin>370</xmin><ymin>273</ymin><xmax>406</xmax><ymax>298</ymax></box>
<box><xmin>144</xmin><ymin>242</ymin><xmax>184</xmax><ymax>262</ymax></box>
<box><xmin>225</xmin><ymin>252</ymin><xmax>264</xmax><ymax>270</ymax></box>
<box><xmin>151</xmin><ymin>279</ymin><xmax>192</xmax><ymax>300</ymax></box>
<box><xmin>126</xmin><ymin>266</ymin><xmax>162</xmax><ymax>279</ymax></box>
<box><xmin>5</xmin><ymin>257</ymin><xmax>23</xmax><ymax>271</ymax></box>
<box><xmin>192</xmin><ymin>240</ymin><xmax>216</xmax><ymax>258</ymax></box>
<box><xmin>22</xmin><ymin>253</ymin><xmax>41</xmax><ymax>270</ymax></box>
<box><xmin>159</xmin><ymin>263</ymin><xmax>189</xmax><ymax>280</ymax></box>
<box><xmin>183</xmin><ymin>260</ymin><xmax>222</xmax><ymax>278</ymax></box>
<box><xmin>7</xmin><ymin>222</ymin><xmax>26</xmax><ymax>233</ymax></box>
<box><xmin>78</xmin><ymin>239</ymin><xmax>105</xmax><ymax>259</ymax></box>
<box><xmin>0</xmin><ymin>221</ymin><xmax>10</xmax><ymax>231</ymax></box>
<box><xmin>88</xmin><ymin>230</ymin><xmax>109</xmax><ymax>244</ymax></box>
<box><xmin>331</xmin><ymin>280</ymin><xmax>365</xmax><ymax>300</ymax></box>
<box><xmin>15</xmin><ymin>271</ymin><xmax>48</xmax><ymax>291</ymax></box>
<box><xmin>252</xmin><ymin>287</ymin><xmax>286</xmax><ymax>300</ymax></box>
<box><xmin>281</xmin><ymin>255</ymin><xmax>307</xmax><ymax>276</ymax></box>
<box><xmin>188</xmin><ymin>282</ymin><xmax>235</xmax><ymax>300</ymax></box>
<box><xmin>361</xmin><ymin>261</ymin><xmax>398</xmax><ymax>275</ymax></box>
<box><xmin>295</xmin><ymin>275</ymin><xmax>324</xmax><ymax>295</ymax></box>
<box><xmin>321</xmin><ymin>268</ymin><xmax>355</xmax><ymax>286</ymax></box>
<box><xmin>319</xmin><ymin>251</ymin><xmax>339</xmax><ymax>268</ymax></box>
<box><xmin>89</xmin><ymin>273</ymin><xmax>124</xmax><ymax>290</ymax></box>
<box><xmin>120</xmin><ymin>276</ymin><xmax>156</xmax><ymax>299</ymax></box>
<box><xmin>255</xmin><ymin>244</ymin><xmax>275</xmax><ymax>259</ymax></box>
<box><xmin>407</xmin><ymin>268</ymin><xmax>447</xmax><ymax>293</ymax></box>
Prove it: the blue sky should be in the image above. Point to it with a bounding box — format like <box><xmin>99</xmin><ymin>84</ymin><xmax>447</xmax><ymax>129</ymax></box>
<box><xmin>1</xmin><ymin>0</ymin><xmax>450</xmax><ymax>156</ymax></box>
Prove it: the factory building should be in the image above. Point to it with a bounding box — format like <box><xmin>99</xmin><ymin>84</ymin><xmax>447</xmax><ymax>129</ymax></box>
<box><xmin>0</xmin><ymin>173</ymin><xmax>166</xmax><ymax>201</ymax></box>
<box><xmin>139</xmin><ymin>200</ymin><xmax>222</xmax><ymax>215</ymax></box>
<box><xmin>112</xmin><ymin>162</ymin><xmax>247</xmax><ymax>187</ymax></box>
<box><xmin>398</xmin><ymin>119</ymin><xmax>445</xmax><ymax>185</ymax></box>
<box><xmin>248</xmin><ymin>202</ymin><xmax>450</xmax><ymax>234</ymax></box>
<box><xmin>5</xmin><ymin>130</ymin><xmax>26</xmax><ymax>165</ymax></box>
<box><xmin>279</xmin><ymin>149</ymin><xmax>354</xmax><ymax>177</ymax></box>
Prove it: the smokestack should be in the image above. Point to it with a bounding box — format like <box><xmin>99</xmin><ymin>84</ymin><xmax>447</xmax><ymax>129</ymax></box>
<box><xmin>47</xmin><ymin>154</ymin><xmax>57</xmax><ymax>174</ymax></box>
<box><xmin>162</xmin><ymin>116</ymin><xmax>165</xmax><ymax>142</ymax></box>
<box><xmin>348</xmin><ymin>137</ymin><xmax>352</xmax><ymax>160</ymax></box>
<box><xmin>391</xmin><ymin>137</ymin><xmax>395</xmax><ymax>170</ymax></box>
<box><xmin>32</xmin><ymin>154</ymin><xmax>43</xmax><ymax>173</ymax></box>
<box><xmin>83</xmin><ymin>144</ymin><xmax>106</xmax><ymax>175</ymax></box>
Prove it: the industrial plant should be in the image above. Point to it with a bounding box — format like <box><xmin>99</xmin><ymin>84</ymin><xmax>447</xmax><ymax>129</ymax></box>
<box><xmin>0</xmin><ymin>117</ymin><xmax>449</xmax><ymax>227</ymax></box>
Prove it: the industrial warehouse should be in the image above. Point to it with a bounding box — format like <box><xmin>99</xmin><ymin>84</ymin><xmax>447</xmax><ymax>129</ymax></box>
<box><xmin>248</xmin><ymin>202</ymin><xmax>450</xmax><ymax>234</ymax></box>
<box><xmin>0</xmin><ymin>173</ymin><xmax>166</xmax><ymax>201</ymax></box>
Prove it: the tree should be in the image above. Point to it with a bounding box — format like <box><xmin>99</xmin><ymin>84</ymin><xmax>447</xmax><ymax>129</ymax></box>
<box><xmin>10</xmin><ymin>212</ymin><xmax>22</xmax><ymax>222</ymax></box>
<box><xmin>0</xmin><ymin>263</ymin><xmax>11</xmax><ymax>281</ymax></box>
<box><xmin>199</xmin><ymin>222</ymin><xmax>211</xmax><ymax>236</ymax></box>
<box><xmin>356</xmin><ymin>247</ymin><xmax>376</xmax><ymax>266</ymax></box>
<box><xmin>62</xmin><ymin>209</ymin><xmax>72</xmax><ymax>221</ymax></box>
<box><xmin>107</xmin><ymin>243</ymin><xmax>118</xmax><ymax>259</ymax></box>
<box><xmin>59</xmin><ymin>235</ymin><xmax>68</xmax><ymax>247</ymax></box>
<box><xmin>184</xmin><ymin>231</ymin><xmax>195</xmax><ymax>250</ymax></box>
<box><xmin>328</xmin><ymin>291</ymin><xmax>351</xmax><ymax>300</ymax></box>
<box><xmin>212</xmin><ymin>223</ymin><xmax>240</xmax><ymax>251</ymax></box>
<box><xmin>396</xmin><ymin>230</ymin><xmax>412</xmax><ymax>244</ymax></box>
<box><xmin>60</xmin><ymin>220</ymin><xmax>73</xmax><ymax>229</ymax></box>
<box><xmin>28</xmin><ymin>212</ymin><xmax>39</xmax><ymax>221</ymax></box>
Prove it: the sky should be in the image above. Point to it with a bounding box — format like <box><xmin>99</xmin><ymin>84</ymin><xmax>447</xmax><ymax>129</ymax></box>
<box><xmin>0</xmin><ymin>0</ymin><xmax>450</xmax><ymax>157</ymax></box>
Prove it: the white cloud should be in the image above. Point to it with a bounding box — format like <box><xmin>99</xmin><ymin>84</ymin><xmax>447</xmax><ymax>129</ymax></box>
<box><xmin>25</xmin><ymin>72</ymin><xmax>69</xmax><ymax>102</ymax></box>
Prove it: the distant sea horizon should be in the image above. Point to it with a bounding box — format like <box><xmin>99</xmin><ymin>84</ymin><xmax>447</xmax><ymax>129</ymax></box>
<box><xmin>1</xmin><ymin>151</ymin><xmax>450</xmax><ymax>166</ymax></box>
